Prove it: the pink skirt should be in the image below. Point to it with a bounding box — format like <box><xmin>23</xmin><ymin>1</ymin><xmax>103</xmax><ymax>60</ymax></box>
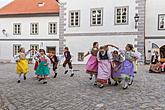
<box><xmin>97</xmin><ymin>60</ymin><xmax>111</xmax><ymax>84</ymax></box>
<box><xmin>85</xmin><ymin>55</ymin><xmax>98</xmax><ymax>74</ymax></box>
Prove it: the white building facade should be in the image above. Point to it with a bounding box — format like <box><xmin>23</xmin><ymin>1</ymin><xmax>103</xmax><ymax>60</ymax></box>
<box><xmin>0</xmin><ymin>0</ymin><xmax>60</xmax><ymax>63</ymax></box>
<box><xmin>0</xmin><ymin>16</ymin><xmax>59</xmax><ymax>62</ymax></box>
<box><xmin>145</xmin><ymin>0</ymin><xmax>165</xmax><ymax>63</ymax></box>
<box><xmin>59</xmin><ymin>0</ymin><xmax>145</xmax><ymax>64</ymax></box>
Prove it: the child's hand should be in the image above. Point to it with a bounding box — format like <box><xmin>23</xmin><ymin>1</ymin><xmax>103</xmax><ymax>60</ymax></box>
<box><xmin>44</xmin><ymin>64</ymin><xmax>48</xmax><ymax>66</ymax></box>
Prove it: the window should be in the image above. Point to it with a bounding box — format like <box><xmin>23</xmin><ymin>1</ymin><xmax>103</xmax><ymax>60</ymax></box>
<box><xmin>13</xmin><ymin>44</ymin><xmax>21</xmax><ymax>56</ymax></box>
<box><xmin>69</xmin><ymin>10</ymin><xmax>80</xmax><ymax>27</ymax></box>
<box><xmin>78</xmin><ymin>52</ymin><xmax>84</xmax><ymax>61</ymax></box>
<box><xmin>13</xmin><ymin>23</ymin><xmax>21</xmax><ymax>35</ymax></box>
<box><xmin>115</xmin><ymin>6</ymin><xmax>128</xmax><ymax>25</ymax></box>
<box><xmin>158</xmin><ymin>14</ymin><xmax>165</xmax><ymax>30</ymax></box>
<box><xmin>30</xmin><ymin>44</ymin><xmax>39</xmax><ymax>57</ymax></box>
<box><xmin>91</xmin><ymin>8</ymin><xmax>103</xmax><ymax>26</ymax></box>
<box><xmin>49</xmin><ymin>22</ymin><xmax>57</xmax><ymax>34</ymax></box>
<box><xmin>30</xmin><ymin>23</ymin><xmax>39</xmax><ymax>35</ymax></box>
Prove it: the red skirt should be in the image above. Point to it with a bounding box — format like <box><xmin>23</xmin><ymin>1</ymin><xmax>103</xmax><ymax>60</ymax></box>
<box><xmin>34</xmin><ymin>61</ymin><xmax>39</xmax><ymax>71</ymax></box>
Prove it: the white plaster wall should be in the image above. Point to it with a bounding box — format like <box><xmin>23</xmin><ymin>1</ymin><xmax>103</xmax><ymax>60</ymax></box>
<box><xmin>0</xmin><ymin>41</ymin><xmax>59</xmax><ymax>62</ymax></box>
<box><xmin>0</xmin><ymin>16</ymin><xmax>60</xmax><ymax>62</ymax></box>
<box><xmin>60</xmin><ymin>0</ymin><xmax>137</xmax><ymax>34</ymax></box>
<box><xmin>65</xmin><ymin>35</ymin><xmax>137</xmax><ymax>64</ymax></box>
<box><xmin>146</xmin><ymin>0</ymin><xmax>165</xmax><ymax>36</ymax></box>
<box><xmin>0</xmin><ymin>16</ymin><xmax>59</xmax><ymax>39</ymax></box>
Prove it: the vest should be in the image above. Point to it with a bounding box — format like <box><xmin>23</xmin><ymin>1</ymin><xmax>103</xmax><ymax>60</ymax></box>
<box><xmin>99</xmin><ymin>51</ymin><xmax>109</xmax><ymax>60</ymax></box>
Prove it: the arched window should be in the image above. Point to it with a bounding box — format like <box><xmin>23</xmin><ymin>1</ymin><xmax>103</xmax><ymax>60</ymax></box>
<box><xmin>160</xmin><ymin>45</ymin><xmax>165</xmax><ymax>58</ymax></box>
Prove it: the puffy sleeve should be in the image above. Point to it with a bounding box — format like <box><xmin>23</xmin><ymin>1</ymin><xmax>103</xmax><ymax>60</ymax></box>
<box><xmin>34</xmin><ymin>52</ymin><xmax>40</xmax><ymax>61</ymax></box>
<box><xmin>25</xmin><ymin>50</ymin><xmax>30</xmax><ymax>56</ymax></box>
<box><xmin>45</xmin><ymin>55</ymin><xmax>51</xmax><ymax>64</ymax></box>
<box><xmin>97</xmin><ymin>52</ymin><xmax>100</xmax><ymax>61</ymax></box>
<box><xmin>119</xmin><ymin>49</ymin><xmax>125</xmax><ymax>55</ymax></box>
<box><xmin>133</xmin><ymin>51</ymin><xmax>142</xmax><ymax>60</ymax></box>
<box><xmin>107</xmin><ymin>51</ymin><xmax>113</xmax><ymax>60</ymax></box>
<box><xmin>119</xmin><ymin>54</ymin><xmax>124</xmax><ymax>62</ymax></box>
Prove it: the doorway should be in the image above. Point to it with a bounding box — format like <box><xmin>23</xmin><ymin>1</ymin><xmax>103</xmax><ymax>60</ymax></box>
<box><xmin>160</xmin><ymin>45</ymin><xmax>165</xmax><ymax>58</ymax></box>
<box><xmin>46</xmin><ymin>46</ymin><xmax>56</xmax><ymax>53</ymax></box>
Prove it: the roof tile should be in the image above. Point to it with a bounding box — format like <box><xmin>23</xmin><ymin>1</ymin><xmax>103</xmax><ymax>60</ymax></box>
<box><xmin>0</xmin><ymin>0</ymin><xmax>59</xmax><ymax>15</ymax></box>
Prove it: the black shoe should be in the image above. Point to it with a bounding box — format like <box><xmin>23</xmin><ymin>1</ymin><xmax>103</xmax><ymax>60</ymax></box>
<box><xmin>94</xmin><ymin>82</ymin><xmax>97</xmax><ymax>86</ymax></box>
<box><xmin>99</xmin><ymin>84</ymin><xmax>104</xmax><ymax>88</ymax></box>
<box><xmin>17</xmin><ymin>80</ymin><xmax>20</xmax><ymax>83</ymax></box>
<box><xmin>123</xmin><ymin>86</ymin><xmax>128</xmax><ymax>90</ymax></box>
<box><xmin>118</xmin><ymin>80</ymin><xmax>122</xmax><ymax>83</ymax></box>
<box><xmin>24</xmin><ymin>75</ymin><xmax>26</xmax><ymax>80</ymax></box>
<box><xmin>114</xmin><ymin>82</ymin><xmax>118</xmax><ymax>86</ymax></box>
<box><xmin>149</xmin><ymin>70</ymin><xmax>153</xmax><ymax>73</ymax></box>
<box><xmin>38</xmin><ymin>78</ymin><xmax>42</xmax><ymax>82</ymax></box>
<box><xmin>123</xmin><ymin>84</ymin><xmax>128</xmax><ymax>90</ymax></box>
<box><xmin>134</xmin><ymin>71</ymin><xmax>137</xmax><ymax>74</ymax></box>
<box><xmin>128</xmin><ymin>80</ymin><xmax>133</xmax><ymax>86</ymax></box>
<box><xmin>64</xmin><ymin>70</ymin><xmax>68</xmax><ymax>74</ymax></box>
<box><xmin>43</xmin><ymin>81</ymin><xmax>47</xmax><ymax>84</ymax></box>
<box><xmin>108</xmin><ymin>81</ymin><xmax>111</xmax><ymax>85</ymax></box>
<box><xmin>54</xmin><ymin>73</ymin><xmax>57</xmax><ymax>78</ymax></box>
<box><xmin>89</xmin><ymin>77</ymin><xmax>92</xmax><ymax>80</ymax></box>
<box><xmin>70</xmin><ymin>73</ymin><xmax>74</xmax><ymax>77</ymax></box>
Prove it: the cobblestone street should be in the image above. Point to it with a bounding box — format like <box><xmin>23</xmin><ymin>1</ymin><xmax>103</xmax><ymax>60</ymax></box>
<box><xmin>0</xmin><ymin>64</ymin><xmax>165</xmax><ymax>110</ymax></box>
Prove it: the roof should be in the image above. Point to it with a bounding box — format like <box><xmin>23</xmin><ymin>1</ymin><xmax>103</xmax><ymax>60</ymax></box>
<box><xmin>0</xmin><ymin>0</ymin><xmax>59</xmax><ymax>16</ymax></box>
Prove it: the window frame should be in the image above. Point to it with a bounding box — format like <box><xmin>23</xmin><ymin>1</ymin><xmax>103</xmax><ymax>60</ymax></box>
<box><xmin>158</xmin><ymin>14</ymin><xmax>165</xmax><ymax>30</ymax></box>
<box><xmin>78</xmin><ymin>52</ymin><xmax>84</xmax><ymax>62</ymax></box>
<box><xmin>69</xmin><ymin>10</ymin><xmax>80</xmax><ymax>27</ymax></box>
<box><xmin>48</xmin><ymin>22</ymin><xmax>57</xmax><ymax>35</ymax></box>
<box><xmin>114</xmin><ymin>6</ymin><xmax>129</xmax><ymax>25</ymax></box>
<box><xmin>13</xmin><ymin>44</ymin><xmax>21</xmax><ymax>56</ymax></box>
<box><xmin>13</xmin><ymin>23</ymin><xmax>21</xmax><ymax>35</ymax></box>
<box><xmin>30</xmin><ymin>23</ymin><xmax>39</xmax><ymax>35</ymax></box>
<box><xmin>30</xmin><ymin>44</ymin><xmax>39</xmax><ymax>57</ymax></box>
<box><xmin>90</xmin><ymin>8</ymin><xmax>103</xmax><ymax>26</ymax></box>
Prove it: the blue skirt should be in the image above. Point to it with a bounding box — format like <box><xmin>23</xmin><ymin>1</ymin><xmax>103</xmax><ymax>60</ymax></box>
<box><xmin>120</xmin><ymin>60</ymin><xmax>134</xmax><ymax>77</ymax></box>
<box><xmin>35</xmin><ymin>62</ymin><xmax>50</xmax><ymax>76</ymax></box>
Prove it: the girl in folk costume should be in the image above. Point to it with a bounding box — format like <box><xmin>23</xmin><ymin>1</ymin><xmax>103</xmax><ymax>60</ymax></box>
<box><xmin>149</xmin><ymin>51</ymin><xmax>161</xmax><ymax>73</ymax></box>
<box><xmin>14</xmin><ymin>48</ymin><xmax>32</xmax><ymax>83</ymax></box>
<box><xmin>97</xmin><ymin>46</ymin><xmax>112</xmax><ymax>88</ymax></box>
<box><xmin>111</xmin><ymin>44</ymin><xmax>137</xmax><ymax>89</ymax></box>
<box><xmin>49</xmin><ymin>51</ymin><xmax>59</xmax><ymax>78</ymax></box>
<box><xmin>33</xmin><ymin>50</ymin><xmax>40</xmax><ymax>78</ymax></box>
<box><xmin>133</xmin><ymin>50</ymin><xmax>142</xmax><ymax>74</ymax></box>
<box><xmin>84</xmin><ymin>42</ymin><xmax>99</xmax><ymax>84</ymax></box>
<box><xmin>133</xmin><ymin>60</ymin><xmax>138</xmax><ymax>74</ymax></box>
<box><xmin>63</xmin><ymin>47</ymin><xmax>74</xmax><ymax>77</ymax></box>
<box><xmin>111</xmin><ymin>50</ymin><xmax>124</xmax><ymax>86</ymax></box>
<box><xmin>35</xmin><ymin>49</ymin><xmax>50</xmax><ymax>84</ymax></box>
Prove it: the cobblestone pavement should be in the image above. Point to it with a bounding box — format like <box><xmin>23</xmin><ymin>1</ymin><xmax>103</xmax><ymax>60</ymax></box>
<box><xmin>0</xmin><ymin>64</ymin><xmax>165</xmax><ymax>110</ymax></box>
